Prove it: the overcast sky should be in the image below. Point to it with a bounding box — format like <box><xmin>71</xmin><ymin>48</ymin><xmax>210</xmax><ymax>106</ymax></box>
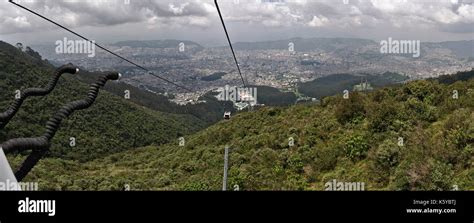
<box><xmin>0</xmin><ymin>0</ymin><xmax>473</xmax><ymax>47</ymax></box>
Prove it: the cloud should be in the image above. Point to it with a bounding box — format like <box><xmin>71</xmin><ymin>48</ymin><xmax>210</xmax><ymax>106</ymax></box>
<box><xmin>308</xmin><ymin>15</ymin><xmax>329</xmax><ymax>27</ymax></box>
<box><xmin>0</xmin><ymin>0</ymin><xmax>214</xmax><ymax>34</ymax></box>
<box><xmin>215</xmin><ymin>0</ymin><xmax>473</xmax><ymax>32</ymax></box>
<box><xmin>0</xmin><ymin>0</ymin><xmax>472</xmax><ymax>36</ymax></box>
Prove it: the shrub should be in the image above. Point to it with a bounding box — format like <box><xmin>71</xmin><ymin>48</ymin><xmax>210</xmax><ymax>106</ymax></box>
<box><xmin>313</xmin><ymin>146</ymin><xmax>340</xmax><ymax>172</ymax></box>
<box><xmin>287</xmin><ymin>153</ymin><xmax>304</xmax><ymax>174</ymax></box>
<box><xmin>344</xmin><ymin>135</ymin><xmax>370</xmax><ymax>161</ymax></box>
<box><xmin>335</xmin><ymin>92</ymin><xmax>366</xmax><ymax>124</ymax></box>
<box><xmin>368</xmin><ymin>100</ymin><xmax>400</xmax><ymax>132</ymax></box>
<box><xmin>182</xmin><ymin>182</ymin><xmax>211</xmax><ymax>191</ymax></box>
<box><xmin>444</xmin><ymin>108</ymin><xmax>473</xmax><ymax>150</ymax></box>
<box><xmin>405</xmin><ymin>97</ymin><xmax>438</xmax><ymax>122</ymax></box>
<box><xmin>374</xmin><ymin>140</ymin><xmax>401</xmax><ymax>169</ymax></box>
<box><xmin>391</xmin><ymin>159</ymin><xmax>455</xmax><ymax>191</ymax></box>
<box><xmin>429</xmin><ymin>161</ymin><xmax>454</xmax><ymax>191</ymax></box>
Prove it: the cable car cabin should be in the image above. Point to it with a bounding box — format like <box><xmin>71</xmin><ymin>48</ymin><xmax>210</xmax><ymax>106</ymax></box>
<box><xmin>223</xmin><ymin>111</ymin><xmax>231</xmax><ymax>120</ymax></box>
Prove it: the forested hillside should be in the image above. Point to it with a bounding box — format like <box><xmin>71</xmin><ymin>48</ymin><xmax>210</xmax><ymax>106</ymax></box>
<box><xmin>74</xmin><ymin>69</ymin><xmax>233</xmax><ymax>125</ymax></box>
<box><xmin>298</xmin><ymin>72</ymin><xmax>408</xmax><ymax>99</ymax></box>
<box><xmin>0</xmin><ymin>41</ymin><xmax>205</xmax><ymax>161</ymax></box>
<box><xmin>12</xmin><ymin>69</ymin><xmax>473</xmax><ymax>191</ymax></box>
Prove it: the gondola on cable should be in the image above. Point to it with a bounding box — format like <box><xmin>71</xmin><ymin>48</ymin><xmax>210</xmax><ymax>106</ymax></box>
<box><xmin>223</xmin><ymin>111</ymin><xmax>231</xmax><ymax>120</ymax></box>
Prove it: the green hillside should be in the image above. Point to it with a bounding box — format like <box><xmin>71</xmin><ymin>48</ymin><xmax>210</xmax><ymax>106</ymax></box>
<box><xmin>0</xmin><ymin>41</ymin><xmax>205</xmax><ymax>162</ymax></box>
<box><xmin>11</xmin><ymin>70</ymin><xmax>474</xmax><ymax>191</ymax></box>
<box><xmin>74</xmin><ymin>69</ymin><xmax>233</xmax><ymax>125</ymax></box>
<box><xmin>298</xmin><ymin>72</ymin><xmax>408</xmax><ymax>99</ymax></box>
<box><xmin>250</xmin><ymin>85</ymin><xmax>297</xmax><ymax>106</ymax></box>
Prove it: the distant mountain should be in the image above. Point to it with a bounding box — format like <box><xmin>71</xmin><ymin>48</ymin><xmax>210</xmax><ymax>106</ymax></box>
<box><xmin>233</xmin><ymin>37</ymin><xmax>474</xmax><ymax>60</ymax></box>
<box><xmin>232</xmin><ymin>37</ymin><xmax>376</xmax><ymax>52</ymax></box>
<box><xmin>438</xmin><ymin>40</ymin><xmax>474</xmax><ymax>58</ymax></box>
<box><xmin>112</xmin><ymin>39</ymin><xmax>204</xmax><ymax>50</ymax></box>
<box><xmin>421</xmin><ymin>40</ymin><xmax>474</xmax><ymax>59</ymax></box>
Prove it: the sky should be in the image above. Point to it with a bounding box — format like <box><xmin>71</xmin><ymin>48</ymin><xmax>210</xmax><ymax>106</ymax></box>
<box><xmin>0</xmin><ymin>0</ymin><xmax>473</xmax><ymax>47</ymax></box>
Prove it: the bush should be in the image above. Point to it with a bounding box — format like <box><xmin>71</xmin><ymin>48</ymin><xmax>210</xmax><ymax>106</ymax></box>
<box><xmin>374</xmin><ymin>140</ymin><xmax>401</xmax><ymax>169</ymax></box>
<box><xmin>368</xmin><ymin>100</ymin><xmax>400</xmax><ymax>132</ymax></box>
<box><xmin>429</xmin><ymin>160</ymin><xmax>454</xmax><ymax>191</ymax></box>
<box><xmin>444</xmin><ymin>108</ymin><xmax>473</xmax><ymax>150</ymax></box>
<box><xmin>391</xmin><ymin>162</ymin><xmax>412</xmax><ymax>191</ymax></box>
<box><xmin>405</xmin><ymin>97</ymin><xmax>438</xmax><ymax>122</ymax></box>
<box><xmin>287</xmin><ymin>153</ymin><xmax>304</xmax><ymax>174</ymax></box>
<box><xmin>335</xmin><ymin>92</ymin><xmax>366</xmax><ymax>124</ymax></box>
<box><xmin>391</xmin><ymin>159</ymin><xmax>455</xmax><ymax>191</ymax></box>
<box><xmin>182</xmin><ymin>182</ymin><xmax>211</xmax><ymax>191</ymax></box>
<box><xmin>402</xmin><ymin>80</ymin><xmax>443</xmax><ymax>105</ymax></box>
<box><xmin>344</xmin><ymin>135</ymin><xmax>370</xmax><ymax>161</ymax></box>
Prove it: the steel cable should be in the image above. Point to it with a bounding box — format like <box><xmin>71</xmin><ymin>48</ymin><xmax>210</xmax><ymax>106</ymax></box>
<box><xmin>1</xmin><ymin>72</ymin><xmax>120</xmax><ymax>181</ymax></box>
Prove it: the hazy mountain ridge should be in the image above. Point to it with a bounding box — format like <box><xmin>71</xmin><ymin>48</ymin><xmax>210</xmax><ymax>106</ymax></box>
<box><xmin>232</xmin><ymin>37</ymin><xmax>376</xmax><ymax>52</ymax></box>
<box><xmin>112</xmin><ymin>39</ymin><xmax>204</xmax><ymax>50</ymax></box>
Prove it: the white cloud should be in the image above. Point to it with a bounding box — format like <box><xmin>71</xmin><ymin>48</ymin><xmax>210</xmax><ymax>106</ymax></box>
<box><xmin>0</xmin><ymin>0</ymin><xmax>472</xmax><ymax>36</ymax></box>
<box><xmin>458</xmin><ymin>4</ymin><xmax>474</xmax><ymax>22</ymax></box>
<box><xmin>308</xmin><ymin>15</ymin><xmax>329</xmax><ymax>27</ymax></box>
<box><xmin>168</xmin><ymin>3</ymin><xmax>190</xmax><ymax>15</ymax></box>
<box><xmin>0</xmin><ymin>0</ymin><xmax>213</xmax><ymax>34</ymax></box>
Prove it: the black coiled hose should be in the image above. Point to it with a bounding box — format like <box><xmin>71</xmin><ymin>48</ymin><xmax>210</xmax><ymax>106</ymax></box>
<box><xmin>1</xmin><ymin>72</ymin><xmax>120</xmax><ymax>181</ymax></box>
<box><xmin>0</xmin><ymin>64</ymin><xmax>79</xmax><ymax>128</ymax></box>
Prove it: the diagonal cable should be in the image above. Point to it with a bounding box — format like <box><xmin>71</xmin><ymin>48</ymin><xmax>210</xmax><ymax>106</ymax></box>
<box><xmin>9</xmin><ymin>0</ymin><xmax>202</xmax><ymax>95</ymax></box>
<box><xmin>214</xmin><ymin>0</ymin><xmax>247</xmax><ymax>87</ymax></box>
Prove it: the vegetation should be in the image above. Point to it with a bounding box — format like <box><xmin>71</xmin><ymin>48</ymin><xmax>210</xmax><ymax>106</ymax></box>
<box><xmin>251</xmin><ymin>85</ymin><xmax>297</xmax><ymax>106</ymax></box>
<box><xmin>298</xmin><ymin>72</ymin><xmax>408</xmax><ymax>99</ymax></box>
<box><xmin>9</xmin><ymin>68</ymin><xmax>473</xmax><ymax>191</ymax></box>
<box><xmin>0</xmin><ymin>41</ymin><xmax>205</xmax><ymax>161</ymax></box>
<box><xmin>201</xmin><ymin>72</ymin><xmax>226</xmax><ymax>81</ymax></box>
<box><xmin>75</xmin><ymin>69</ymin><xmax>232</xmax><ymax>125</ymax></box>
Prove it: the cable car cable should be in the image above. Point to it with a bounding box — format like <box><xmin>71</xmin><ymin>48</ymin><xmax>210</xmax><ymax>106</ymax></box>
<box><xmin>9</xmin><ymin>0</ymin><xmax>218</xmax><ymax>102</ymax></box>
<box><xmin>214</xmin><ymin>0</ymin><xmax>247</xmax><ymax>88</ymax></box>
<box><xmin>1</xmin><ymin>72</ymin><xmax>121</xmax><ymax>181</ymax></box>
<box><xmin>0</xmin><ymin>64</ymin><xmax>79</xmax><ymax>128</ymax></box>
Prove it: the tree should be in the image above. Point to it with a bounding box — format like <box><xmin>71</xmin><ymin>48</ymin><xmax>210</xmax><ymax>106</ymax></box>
<box><xmin>16</xmin><ymin>42</ymin><xmax>23</xmax><ymax>51</ymax></box>
<box><xmin>335</xmin><ymin>92</ymin><xmax>366</xmax><ymax>124</ymax></box>
<box><xmin>368</xmin><ymin>100</ymin><xmax>400</xmax><ymax>132</ymax></box>
<box><xmin>344</xmin><ymin>135</ymin><xmax>370</xmax><ymax>161</ymax></box>
<box><xmin>25</xmin><ymin>46</ymin><xmax>42</xmax><ymax>60</ymax></box>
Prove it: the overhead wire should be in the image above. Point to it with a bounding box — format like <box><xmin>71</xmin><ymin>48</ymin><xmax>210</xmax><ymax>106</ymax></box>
<box><xmin>214</xmin><ymin>0</ymin><xmax>247</xmax><ymax>88</ymax></box>
<box><xmin>9</xmin><ymin>0</ymin><xmax>216</xmax><ymax>102</ymax></box>
<box><xmin>1</xmin><ymin>72</ymin><xmax>121</xmax><ymax>181</ymax></box>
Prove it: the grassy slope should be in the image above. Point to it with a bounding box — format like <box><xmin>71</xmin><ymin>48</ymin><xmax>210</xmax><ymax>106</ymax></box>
<box><xmin>13</xmin><ymin>72</ymin><xmax>474</xmax><ymax>191</ymax></box>
<box><xmin>0</xmin><ymin>41</ymin><xmax>205</xmax><ymax>162</ymax></box>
